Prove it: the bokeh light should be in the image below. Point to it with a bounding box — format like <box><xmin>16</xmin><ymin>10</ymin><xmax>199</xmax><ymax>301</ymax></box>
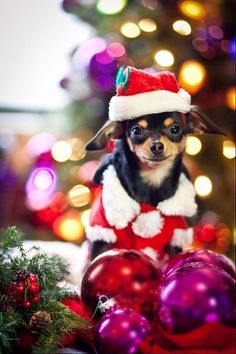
<box><xmin>26</xmin><ymin>132</ymin><xmax>56</xmax><ymax>158</ymax></box>
<box><xmin>25</xmin><ymin>167</ymin><xmax>57</xmax><ymax>210</ymax></box>
<box><xmin>53</xmin><ymin>213</ymin><xmax>84</xmax><ymax>241</ymax></box>
<box><xmin>72</xmin><ymin>37</ymin><xmax>107</xmax><ymax>70</ymax></box>
<box><xmin>33</xmin><ymin>169</ymin><xmax>55</xmax><ymax>190</ymax></box>
<box><xmin>194</xmin><ymin>175</ymin><xmax>213</xmax><ymax>198</ymax></box>
<box><xmin>186</xmin><ymin>136</ymin><xmax>202</xmax><ymax>155</ymax></box>
<box><xmin>68</xmin><ymin>138</ymin><xmax>86</xmax><ymax>161</ymax></box>
<box><xmin>179</xmin><ymin>1</ymin><xmax>205</xmax><ymax>20</ymax></box>
<box><xmin>178</xmin><ymin>60</ymin><xmax>206</xmax><ymax>94</ymax></box>
<box><xmin>225</xmin><ymin>86</ymin><xmax>236</xmax><ymax>110</ymax></box>
<box><xmin>172</xmin><ymin>20</ymin><xmax>191</xmax><ymax>35</ymax></box>
<box><xmin>97</xmin><ymin>0</ymin><xmax>127</xmax><ymax>15</ymax></box>
<box><xmin>81</xmin><ymin>209</ymin><xmax>91</xmax><ymax>227</ymax></box>
<box><xmin>138</xmin><ymin>18</ymin><xmax>157</xmax><ymax>32</ymax></box>
<box><xmin>50</xmin><ymin>192</ymin><xmax>68</xmax><ymax>213</ymax></box>
<box><xmin>208</xmin><ymin>25</ymin><xmax>223</xmax><ymax>40</ymax></box>
<box><xmin>223</xmin><ymin>140</ymin><xmax>236</xmax><ymax>159</ymax></box>
<box><xmin>51</xmin><ymin>141</ymin><xmax>72</xmax><ymax>162</ymax></box>
<box><xmin>154</xmin><ymin>49</ymin><xmax>174</xmax><ymax>67</ymax></box>
<box><xmin>67</xmin><ymin>184</ymin><xmax>91</xmax><ymax>207</ymax></box>
<box><xmin>107</xmin><ymin>42</ymin><xmax>126</xmax><ymax>58</ymax></box>
<box><xmin>120</xmin><ymin>22</ymin><xmax>141</xmax><ymax>38</ymax></box>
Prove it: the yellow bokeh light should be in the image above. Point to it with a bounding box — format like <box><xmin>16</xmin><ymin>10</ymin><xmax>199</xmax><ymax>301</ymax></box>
<box><xmin>194</xmin><ymin>175</ymin><xmax>212</xmax><ymax>198</ymax></box>
<box><xmin>179</xmin><ymin>60</ymin><xmax>206</xmax><ymax>94</ymax></box>
<box><xmin>51</xmin><ymin>141</ymin><xmax>72</xmax><ymax>163</ymax></box>
<box><xmin>225</xmin><ymin>86</ymin><xmax>236</xmax><ymax>110</ymax></box>
<box><xmin>186</xmin><ymin>136</ymin><xmax>202</xmax><ymax>155</ymax></box>
<box><xmin>173</xmin><ymin>20</ymin><xmax>191</xmax><ymax>35</ymax></box>
<box><xmin>179</xmin><ymin>1</ymin><xmax>205</xmax><ymax>20</ymax></box>
<box><xmin>138</xmin><ymin>18</ymin><xmax>157</xmax><ymax>32</ymax></box>
<box><xmin>67</xmin><ymin>184</ymin><xmax>91</xmax><ymax>208</ymax></box>
<box><xmin>223</xmin><ymin>140</ymin><xmax>236</xmax><ymax>159</ymax></box>
<box><xmin>57</xmin><ymin>218</ymin><xmax>84</xmax><ymax>241</ymax></box>
<box><xmin>81</xmin><ymin>209</ymin><xmax>91</xmax><ymax>227</ymax></box>
<box><xmin>120</xmin><ymin>22</ymin><xmax>141</xmax><ymax>38</ymax></box>
<box><xmin>68</xmin><ymin>138</ymin><xmax>86</xmax><ymax>161</ymax></box>
<box><xmin>154</xmin><ymin>50</ymin><xmax>175</xmax><ymax>67</ymax></box>
<box><xmin>97</xmin><ymin>0</ymin><xmax>127</xmax><ymax>15</ymax></box>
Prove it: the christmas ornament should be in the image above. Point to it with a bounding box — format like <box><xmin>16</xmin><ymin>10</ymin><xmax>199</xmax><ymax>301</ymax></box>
<box><xmin>28</xmin><ymin>311</ymin><xmax>52</xmax><ymax>333</ymax></box>
<box><xmin>95</xmin><ymin>307</ymin><xmax>151</xmax><ymax>354</ymax></box>
<box><xmin>158</xmin><ymin>262</ymin><xmax>236</xmax><ymax>349</ymax></box>
<box><xmin>164</xmin><ymin>249</ymin><xmax>235</xmax><ymax>279</ymax></box>
<box><xmin>81</xmin><ymin>249</ymin><xmax>163</xmax><ymax>320</ymax></box>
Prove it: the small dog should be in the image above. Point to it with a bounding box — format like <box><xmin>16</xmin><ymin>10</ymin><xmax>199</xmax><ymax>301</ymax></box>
<box><xmin>85</xmin><ymin>67</ymin><xmax>225</xmax><ymax>263</ymax></box>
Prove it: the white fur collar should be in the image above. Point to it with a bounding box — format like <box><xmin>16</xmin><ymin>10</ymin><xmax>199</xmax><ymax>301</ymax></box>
<box><xmin>102</xmin><ymin>165</ymin><xmax>197</xmax><ymax>228</ymax></box>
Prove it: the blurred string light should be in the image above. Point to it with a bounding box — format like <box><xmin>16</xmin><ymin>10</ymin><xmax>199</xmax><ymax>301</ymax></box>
<box><xmin>77</xmin><ymin>160</ymin><xmax>100</xmax><ymax>184</ymax></box>
<box><xmin>68</xmin><ymin>138</ymin><xmax>86</xmax><ymax>161</ymax></box>
<box><xmin>208</xmin><ymin>25</ymin><xmax>224</xmax><ymax>40</ymax></box>
<box><xmin>107</xmin><ymin>42</ymin><xmax>126</xmax><ymax>58</ymax></box>
<box><xmin>26</xmin><ymin>132</ymin><xmax>56</xmax><ymax>158</ymax></box>
<box><xmin>230</xmin><ymin>37</ymin><xmax>236</xmax><ymax>58</ymax></box>
<box><xmin>194</xmin><ymin>175</ymin><xmax>212</xmax><ymax>198</ymax></box>
<box><xmin>154</xmin><ymin>50</ymin><xmax>174</xmax><ymax>67</ymax></box>
<box><xmin>53</xmin><ymin>212</ymin><xmax>84</xmax><ymax>241</ymax></box>
<box><xmin>225</xmin><ymin>86</ymin><xmax>236</xmax><ymax>110</ymax></box>
<box><xmin>178</xmin><ymin>60</ymin><xmax>206</xmax><ymax>94</ymax></box>
<box><xmin>67</xmin><ymin>184</ymin><xmax>91</xmax><ymax>207</ymax></box>
<box><xmin>138</xmin><ymin>18</ymin><xmax>157</xmax><ymax>32</ymax></box>
<box><xmin>50</xmin><ymin>192</ymin><xmax>68</xmax><ymax>212</ymax></box>
<box><xmin>25</xmin><ymin>167</ymin><xmax>57</xmax><ymax>210</ymax></box>
<box><xmin>179</xmin><ymin>0</ymin><xmax>205</xmax><ymax>20</ymax></box>
<box><xmin>81</xmin><ymin>209</ymin><xmax>91</xmax><ymax>227</ymax></box>
<box><xmin>223</xmin><ymin>140</ymin><xmax>236</xmax><ymax>159</ymax></box>
<box><xmin>72</xmin><ymin>37</ymin><xmax>107</xmax><ymax>70</ymax></box>
<box><xmin>51</xmin><ymin>141</ymin><xmax>72</xmax><ymax>162</ymax></box>
<box><xmin>96</xmin><ymin>0</ymin><xmax>127</xmax><ymax>15</ymax></box>
<box><xmin>120</xmin><ymin>22</ymin><xmax>141</xmax><ymax>38</ymax></box>
<box><xmin>186</xmin><ymin>136</ymin><xmax>202</xmax><ymax>155</ymax></box>
<box><xmin>172</xmin><ymin>20</ymin><xmax>191</xmax><ymax>36</ymax></box>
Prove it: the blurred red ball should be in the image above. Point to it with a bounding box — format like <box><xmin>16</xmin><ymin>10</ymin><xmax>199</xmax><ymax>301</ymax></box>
<box><xmin>81</xmin><ymin>249</ymin><xmax>163</xmax><ymax>321</ymax></box>
<box><xmin>201</xmin><ymin>224</ymin><xmax>217</xmax><ymax>242</ymax></box>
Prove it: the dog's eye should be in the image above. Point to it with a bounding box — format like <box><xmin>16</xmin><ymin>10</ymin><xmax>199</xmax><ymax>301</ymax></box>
<box><xmin>132</xmin><ymin>126</ymin><xmax>143</xmax><ymax>136</ymax></box>
<box><xmin>169</xmin><ymin>124</ymin><xmax>181</xmax><ymax>135</ymax></box>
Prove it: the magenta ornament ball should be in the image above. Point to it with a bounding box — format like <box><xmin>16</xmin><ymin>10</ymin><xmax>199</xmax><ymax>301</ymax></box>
<box><xmin>95</xmin><ymin>307</ymin><xmax>151</xmax><ymax>354</ymax></box>
<box><xmin>164</xmin><ymin>249</ymin><xmax>235</xmax><ymax>279</ymax></box>
<box><xmin>158</xmin><ymin>262</ymin><xmax>236</xmax><ymax>335</ymax></box>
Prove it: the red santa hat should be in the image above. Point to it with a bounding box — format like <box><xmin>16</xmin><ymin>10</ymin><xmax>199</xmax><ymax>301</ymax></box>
<box><xmin>109</xmin><ymin>66</ymin><xmax>191</xmax><ymax>121</ymax></box>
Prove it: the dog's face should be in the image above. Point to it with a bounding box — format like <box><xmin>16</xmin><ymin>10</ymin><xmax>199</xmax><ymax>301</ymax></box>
<box><xmin>126</xmin><ymin>112</ymin><xmax>187</xmax><ymax>168</ymax></box>
<box><xmin>85</xmin><ymin>106</ymin><xmax>226</xmax><ymax>166</ymax></box>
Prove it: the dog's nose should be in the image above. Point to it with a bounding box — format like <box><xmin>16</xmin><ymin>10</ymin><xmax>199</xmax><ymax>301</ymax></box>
<box><xmin>150</xmin><ymin>142</ymin><xmax>164</xmax><ymax>155</ymax></box>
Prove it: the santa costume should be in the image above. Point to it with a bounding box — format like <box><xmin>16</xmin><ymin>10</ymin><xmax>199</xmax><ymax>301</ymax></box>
<box><xmin>86</xmin><ymin>66</ymin><xmax>197</xmax><ymax>263</ymax></box>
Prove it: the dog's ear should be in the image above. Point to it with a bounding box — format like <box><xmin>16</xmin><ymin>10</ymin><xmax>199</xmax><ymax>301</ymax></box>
<box><xmin>187</xmin><ymin>105</ymin><xmax>227</xmax><ymax>135</ymax></box>
<box><xmin>85</xmin><ymin>120</ymin><xmax>124</xmax><ymax>151</ymax></box>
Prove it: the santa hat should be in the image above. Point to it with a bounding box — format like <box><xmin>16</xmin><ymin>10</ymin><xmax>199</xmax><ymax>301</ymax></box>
<box><xmin>109</xmin><ymin>66</ymin><xmax>191</xmax><ymax>121</ymax></box>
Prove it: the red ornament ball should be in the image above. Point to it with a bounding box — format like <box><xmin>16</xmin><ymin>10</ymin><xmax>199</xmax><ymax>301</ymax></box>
<box><xmin>81</xmin><ymin>249</ymin><xmax>163</xmax><ymax>321</ymax></box>
<box><xmin>201</xmin><ymin>224</ymin><xmax>217</xmax><ymax>242</ymax></box>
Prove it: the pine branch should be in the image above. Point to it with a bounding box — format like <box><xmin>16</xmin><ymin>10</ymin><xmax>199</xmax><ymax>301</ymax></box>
<box><xmin>0</xmin><ymin>311</ymin><xmax>24</xmax><ymax>354</ymax></box>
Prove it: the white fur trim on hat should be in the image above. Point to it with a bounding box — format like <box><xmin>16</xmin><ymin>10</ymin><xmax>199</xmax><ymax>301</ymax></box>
<box><xmin>102</xmin><ymin>165</ymin><xmax>140</xmax><ymax>229</ymax></box>
<box><xmin>132</xmin><ymin>210</ymin><xmax>164</xmax><ymax>237</ymax></box>
<box><xmin>109</xmin><ymin>89</ymin><xmax>191</xmax><ymax>121</ymax></box>
<box><xmin>158</xmin><ymin>173</ymin><xmax>197</xmax><ymax>217</ymax></box>
<box><xmin>170</xmin><ymin>228</ymin><xmax>193</xmax><ymax>249</ymax></box>
<box><xmin>86</xmin><ymin>225</ymin><xmax>117</xmax><ymax>243</ymax></box>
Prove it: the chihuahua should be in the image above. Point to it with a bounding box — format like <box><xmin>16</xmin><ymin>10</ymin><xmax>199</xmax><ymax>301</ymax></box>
<box><xmin>85</xmin><ymin>68</ymin><xmax>225</xmax><ymax>263</ymax></box>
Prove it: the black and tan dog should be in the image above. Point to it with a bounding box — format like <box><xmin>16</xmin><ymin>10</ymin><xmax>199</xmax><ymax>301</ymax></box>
<box><xmin>85</xmin><ymin>68</ymin><xmax>225</xmax><ymax>262</ymax></box>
